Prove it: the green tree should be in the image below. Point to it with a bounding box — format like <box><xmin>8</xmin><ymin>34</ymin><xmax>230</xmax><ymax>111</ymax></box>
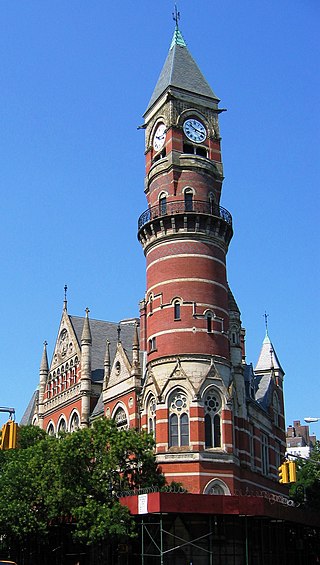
<box><xmin>290</xmin><ymin>441</ymin><xmax>320</xmax><ymax>510</ymax></box>
<box><xmin>0</xmin><ymin>419</ymin><xmax>165</xmax><ymax>553</ymax></box>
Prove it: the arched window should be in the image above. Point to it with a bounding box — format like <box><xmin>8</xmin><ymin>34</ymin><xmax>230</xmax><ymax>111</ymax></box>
<box><xmin>70</xmin><ymin>412</ymin><xmax>80</xmax><ymax>432</ymax></box>
<box><xmin>173</xmin><ymin>300</ymin><xmax>181</xmax><ymax>320</ymax></box>
<box><xmin>169</xmin><ymin>390</ymin><xmax>189</xmax><ymax>447</ymax></box>
<box><xmin>57</xmin><ymin>418</ymin><xmax>67</xmax><ymax>435</ymax></box>
<box><xmin>47</xmin><ymin>423</ymin><xmax>55</xmax><ymax>436</ymax></box>
<box><xmin>208</xmin><ymin>192</ymin><xmax>216</xmax><ymax>215</ymax></box>
<box><xmin>206</xmin><ymin>312</ymin><xmax>213</xmax><ymax>333</ymax></box>
<box><xmin>204</xmin><ymin>479</ymin><xmax>230</xmax><ymax>495</ymax></box>
<box><xmin>113</xmin><ymin>406</ymin><xmax>128</xmax><ymax>430</ymax></box>
<box><xmin>148</xmin><ymin>396</ymin><xmax>157</xmax><ymax>439</ymax></box>
<box><xmin>204</xmin><ymin>390</ymin><xmax>222</xmax><ymax>448</ymax></box>
<box><xmin>184</xmin><ymin>188</ymin><xmax>193</xmax><ymax>212</ymax></box>
<box><xmin>159</xmin><ymin>194</ymin><xmax>167</xmax><ymax>215</ymax></box>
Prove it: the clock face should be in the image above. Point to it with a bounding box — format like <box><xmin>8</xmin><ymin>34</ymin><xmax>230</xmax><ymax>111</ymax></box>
<box><xmin>183</xmin><ymin>118</ymin><xmax>207</xmax><ymax>143</ymax></box>
<box><xmin>153</xmin><ymin>123</ymin><xmax>166</xmax><ymax>151</ymax></box>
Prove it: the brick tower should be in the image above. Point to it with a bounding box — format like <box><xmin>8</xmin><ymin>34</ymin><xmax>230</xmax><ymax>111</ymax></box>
<box><xmin>138</xmin><ymin>23</ymin><xmax>245</xmax><ymax>494</ymax></box>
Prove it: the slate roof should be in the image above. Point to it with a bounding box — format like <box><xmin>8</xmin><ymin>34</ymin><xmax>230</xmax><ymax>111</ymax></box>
<box><xmin>69</xmin><ymin>316</ymin><xmax>139</xmax><ymax>383</ymax></box>
<box><xmin>90</xmin><ymin>393</ymin><xmax>104</xmax><ymax>420</ymax></box>
<box><xmin>254</xmin><ymin>373</ymin><xmax>272</xmax><ymax>410</ymax></box>
<box><xmin>228</xmin><ymin>287</ymin><xmax>240</xmax><ymax>313</ymax></box>
<box><xmin>255</xmin><ymin>333</ymin><xmax>283</xmax><ymax>373</ymax></box>
<box><xmin>20</xmin><ymin>389</ymin><xmax>38</xmax><ymax>426</ymax></box>
<box><xmin>145</xmin><ymin>28</ymin><xmax>219</xmax><ymax>114</ymax></box>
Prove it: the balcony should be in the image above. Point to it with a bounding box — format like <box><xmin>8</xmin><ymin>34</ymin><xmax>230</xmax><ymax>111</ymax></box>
<box><xmin>138</xmin><ymin>200</ymin><xmax>232</xmax><ymax>231</ymax></box>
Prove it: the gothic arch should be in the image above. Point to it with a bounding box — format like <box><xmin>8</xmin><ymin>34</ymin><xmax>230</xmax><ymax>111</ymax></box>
<box><xmin>145</xmin><ymin>392</ymin><xmax>157</xmax><ymax>437</ymax></box>
<box><xmin>32</xmin><ymin>415</ymin><xmax>38</xmax><ymax>427</ymax></box>
<box><xmin>202</xmin><ymin>386</ymin><xmax>223</xmax><ymax>448</ymax></box>
<box><xmin>203</xmin><ymin>479</ymin><xmax>230</xmax><ymax>495</ymax></box>
<box><xmin>57</xmin><ymin>415</ymin><xmax>67</xmax><ymax>435</ymax></box>
<box><xmin>46</xmin><ymin>421</ymin><xmax>55</xmax><ymax>436</ymax></box>
<box><xmin>229</xmin><ymin>324</ymin><xmax>240</xmax><ymax>346</ymax></box>
<box><xmin>167</xmin><ymin>387</ymin><xmax>190</xmax><ymax>448</ymax></box>
<box><xmin>69</xmin><ymin>410</ymin><xmax>80</xmax><ymax>432</ymax></box>
<box><xmin>112</xmin><ymin>402</ymin><xmax>129</xmax><ymax>430</ymax></box>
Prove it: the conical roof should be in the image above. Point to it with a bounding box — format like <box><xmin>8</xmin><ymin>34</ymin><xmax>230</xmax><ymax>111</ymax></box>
<box><xmin>81</xmin><ymin>308</ymin><xmax>92</xmax><ymax>344</ymax></box>
<box><xmin>145</xmin><ymin>27</ymin><xmax>219</xmax><ymax>114</ymax></box>
<box><xmin>255</xmin><ymin>333</ymin><xmax>283</xmax><ymax>373</ymax></box>
<box><xmin>40</xmin><ymin>341</ymin><xmax>49</xmax><ymax>372</ymax></box>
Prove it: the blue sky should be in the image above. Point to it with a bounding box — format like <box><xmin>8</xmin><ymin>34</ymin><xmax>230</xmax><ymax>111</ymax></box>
<box><xmin>0</xmin><ymin>1</ymin><xmax>319</xmax><ymax>432</ymax></box>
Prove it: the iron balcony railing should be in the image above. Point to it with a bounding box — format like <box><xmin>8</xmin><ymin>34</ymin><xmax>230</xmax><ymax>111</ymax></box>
<box><xmin>138</xmin><ymin>199</ymin><xmax>232</xmax><ymax>230</ymax></box>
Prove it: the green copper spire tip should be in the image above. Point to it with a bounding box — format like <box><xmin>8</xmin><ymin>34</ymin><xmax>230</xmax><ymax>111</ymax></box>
<box><xmin>170</xmin><ymin>28</ymin><xmax>187</xmax><ymax>49</ymax></box>
<box><xmin>170</xmin><ymin>4</ymin><xmax>186</xmax><ymax>48</ymax></box>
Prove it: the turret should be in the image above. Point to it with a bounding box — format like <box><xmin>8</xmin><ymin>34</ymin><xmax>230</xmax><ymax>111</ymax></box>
<box><xmin>103</xmin><ymin>339</ymin><xmax>111</xmax><ymax>392</ymax></box>
<box><xmin>130</xmin><ymin>322</ymin><xmax>142</xmax><ymax>385</ymax></box>
<box><xmin>80</xmin><ymin>307</ymin><xmax>92</xmax><ymax>427</ymax></box>
<box><xmin>38</xmin><ymin>340</ymin><xmax>49</xmax><ymax>428</ymax></box>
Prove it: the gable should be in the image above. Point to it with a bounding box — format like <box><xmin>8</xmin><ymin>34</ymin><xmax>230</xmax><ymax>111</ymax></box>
<box><xmin>50</xmin><ymin>310</ymin><xmax>81</xmax><ymax>371</ymax></box>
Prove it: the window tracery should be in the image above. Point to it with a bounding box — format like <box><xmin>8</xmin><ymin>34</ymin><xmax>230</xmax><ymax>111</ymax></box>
<box><xmin>169</xmin><ymin>390</ymin><xmax>189</xmax><ymax>447</ymax></box>
<box><xmin>114</xmin><ymin>406</ymin><xmax>128</xmax><ymax>430</ymax></box>
<box><xmin>148</xmin><ymin>396</ymin><xmax>157</xmax><ymax>438</ymax></box>
<box><xmin>204</xmin><ymin>389</ymin><xmax>221</xmax><ymax>448</ymax></box>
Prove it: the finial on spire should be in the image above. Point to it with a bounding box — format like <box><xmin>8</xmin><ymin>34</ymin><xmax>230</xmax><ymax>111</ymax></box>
<box><xmin>63</xmin><ymin>285</ymin><xmax>68</xmax><ymax>311</ymax></box>
<box><xmin>172</xmin><ymin>4</ymin><xmax>180</xmax><ymax>29</ymax></box>
<box><xmin>81</xmin><ymin>307</ymin><xmax>92</xmax><ymax>344</ymax></box>
<box><xmin>264</xmin><ymin>311</ymin><xmax>269</xmax><ymax>336</ymax></box>
<box><xmin>117</xmin><ymin>323</ymin><xmax>121</xmax><ymax>343</ymax></box>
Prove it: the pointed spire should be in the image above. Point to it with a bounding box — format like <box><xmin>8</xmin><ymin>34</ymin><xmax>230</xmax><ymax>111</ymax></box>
<box><xmin>171</xmin><ymin>5</ymin><xmax>186</xmax><ymax>48</ymax></box>
<box><xmin>131</xmin><ymin>322</ymin><xmax>141</xmax><ymax>380</ymax></box>
<box><xmin>63</xmin><ymin>284</ymin><xmax>68</xmax><ymax>312</ymax></box>
<box><xmin>255</xmin><ymin>332</ymin><xmax>283</xmax><ymax>373</ymax></box>
<box><xmin>38</xmin><ymin>340</ymin><xmax>49</xmax><ymax>428</ymax></box>
<box><xmin>103</xmin><ymin>339</ymin><xmax>111</xmax><ymax>390</ymax></box>
<box><xmin>145</xmin><ymin>18</ymin><xmax>219</xmax><ymax>115</ymax></box>
<box><xmin>81</xmin><ymin>307</ymin><xmax>92</xmax><ymax>344</ymax></box>
<box><xmin>264</xmin><ymin>311</ymin><xmax>269</xmax><ymax>338</ymax></box>
<box><xmin>40</xmin><ymin>340</ymin><xmax>49</xmax><ymax>373</ymax></box>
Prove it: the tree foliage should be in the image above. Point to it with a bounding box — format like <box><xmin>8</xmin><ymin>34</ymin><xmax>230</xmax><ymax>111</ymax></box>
<box><xmin>290</xmin><ymin>441</ymin><xmax>320</xmax><ymax>510</ymax></box>
<box><xmin>0</xmin><ymin>419</ymin><xmax>165</xmax><ymax>551</ymax></box>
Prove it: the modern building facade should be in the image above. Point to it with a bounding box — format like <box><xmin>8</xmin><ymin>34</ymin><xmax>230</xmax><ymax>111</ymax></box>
<box><xmin>286</xmin><ymin>419</ymin><xmax>316</xmax><ymax>459</ymax></box>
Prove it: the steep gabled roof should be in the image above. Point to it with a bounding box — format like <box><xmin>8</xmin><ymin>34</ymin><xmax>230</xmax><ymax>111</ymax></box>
<box><xmin>69</xmin><ymin>317</ymin><xmax>139</xmax><ymax>383</ymax></box>
<box><xmin>145</xmin><ymin>27</ymin><xmax>219</xmax><ymax>114</ymax></box>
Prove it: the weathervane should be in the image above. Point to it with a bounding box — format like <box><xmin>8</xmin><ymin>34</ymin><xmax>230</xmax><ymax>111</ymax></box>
<box><xmin>264</xmin><ymin>311</ymin><xmax>269</xmax><ymax>335</ymax></box>
<box><xmin>172</xmin><ymin>4</ymin><xmax>180</xmax><ymax>29</ymax></box>
<box><xmin>63</xmin><ymin>284</ymin><xmax>68</xmax><ymax>311</ymax></box>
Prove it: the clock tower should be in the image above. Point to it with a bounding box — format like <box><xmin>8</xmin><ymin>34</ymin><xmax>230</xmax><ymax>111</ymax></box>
<box><xmin>138</xmin><ymin>23</ymin><xmax>244</xmax><ymax>494</ymax></box>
